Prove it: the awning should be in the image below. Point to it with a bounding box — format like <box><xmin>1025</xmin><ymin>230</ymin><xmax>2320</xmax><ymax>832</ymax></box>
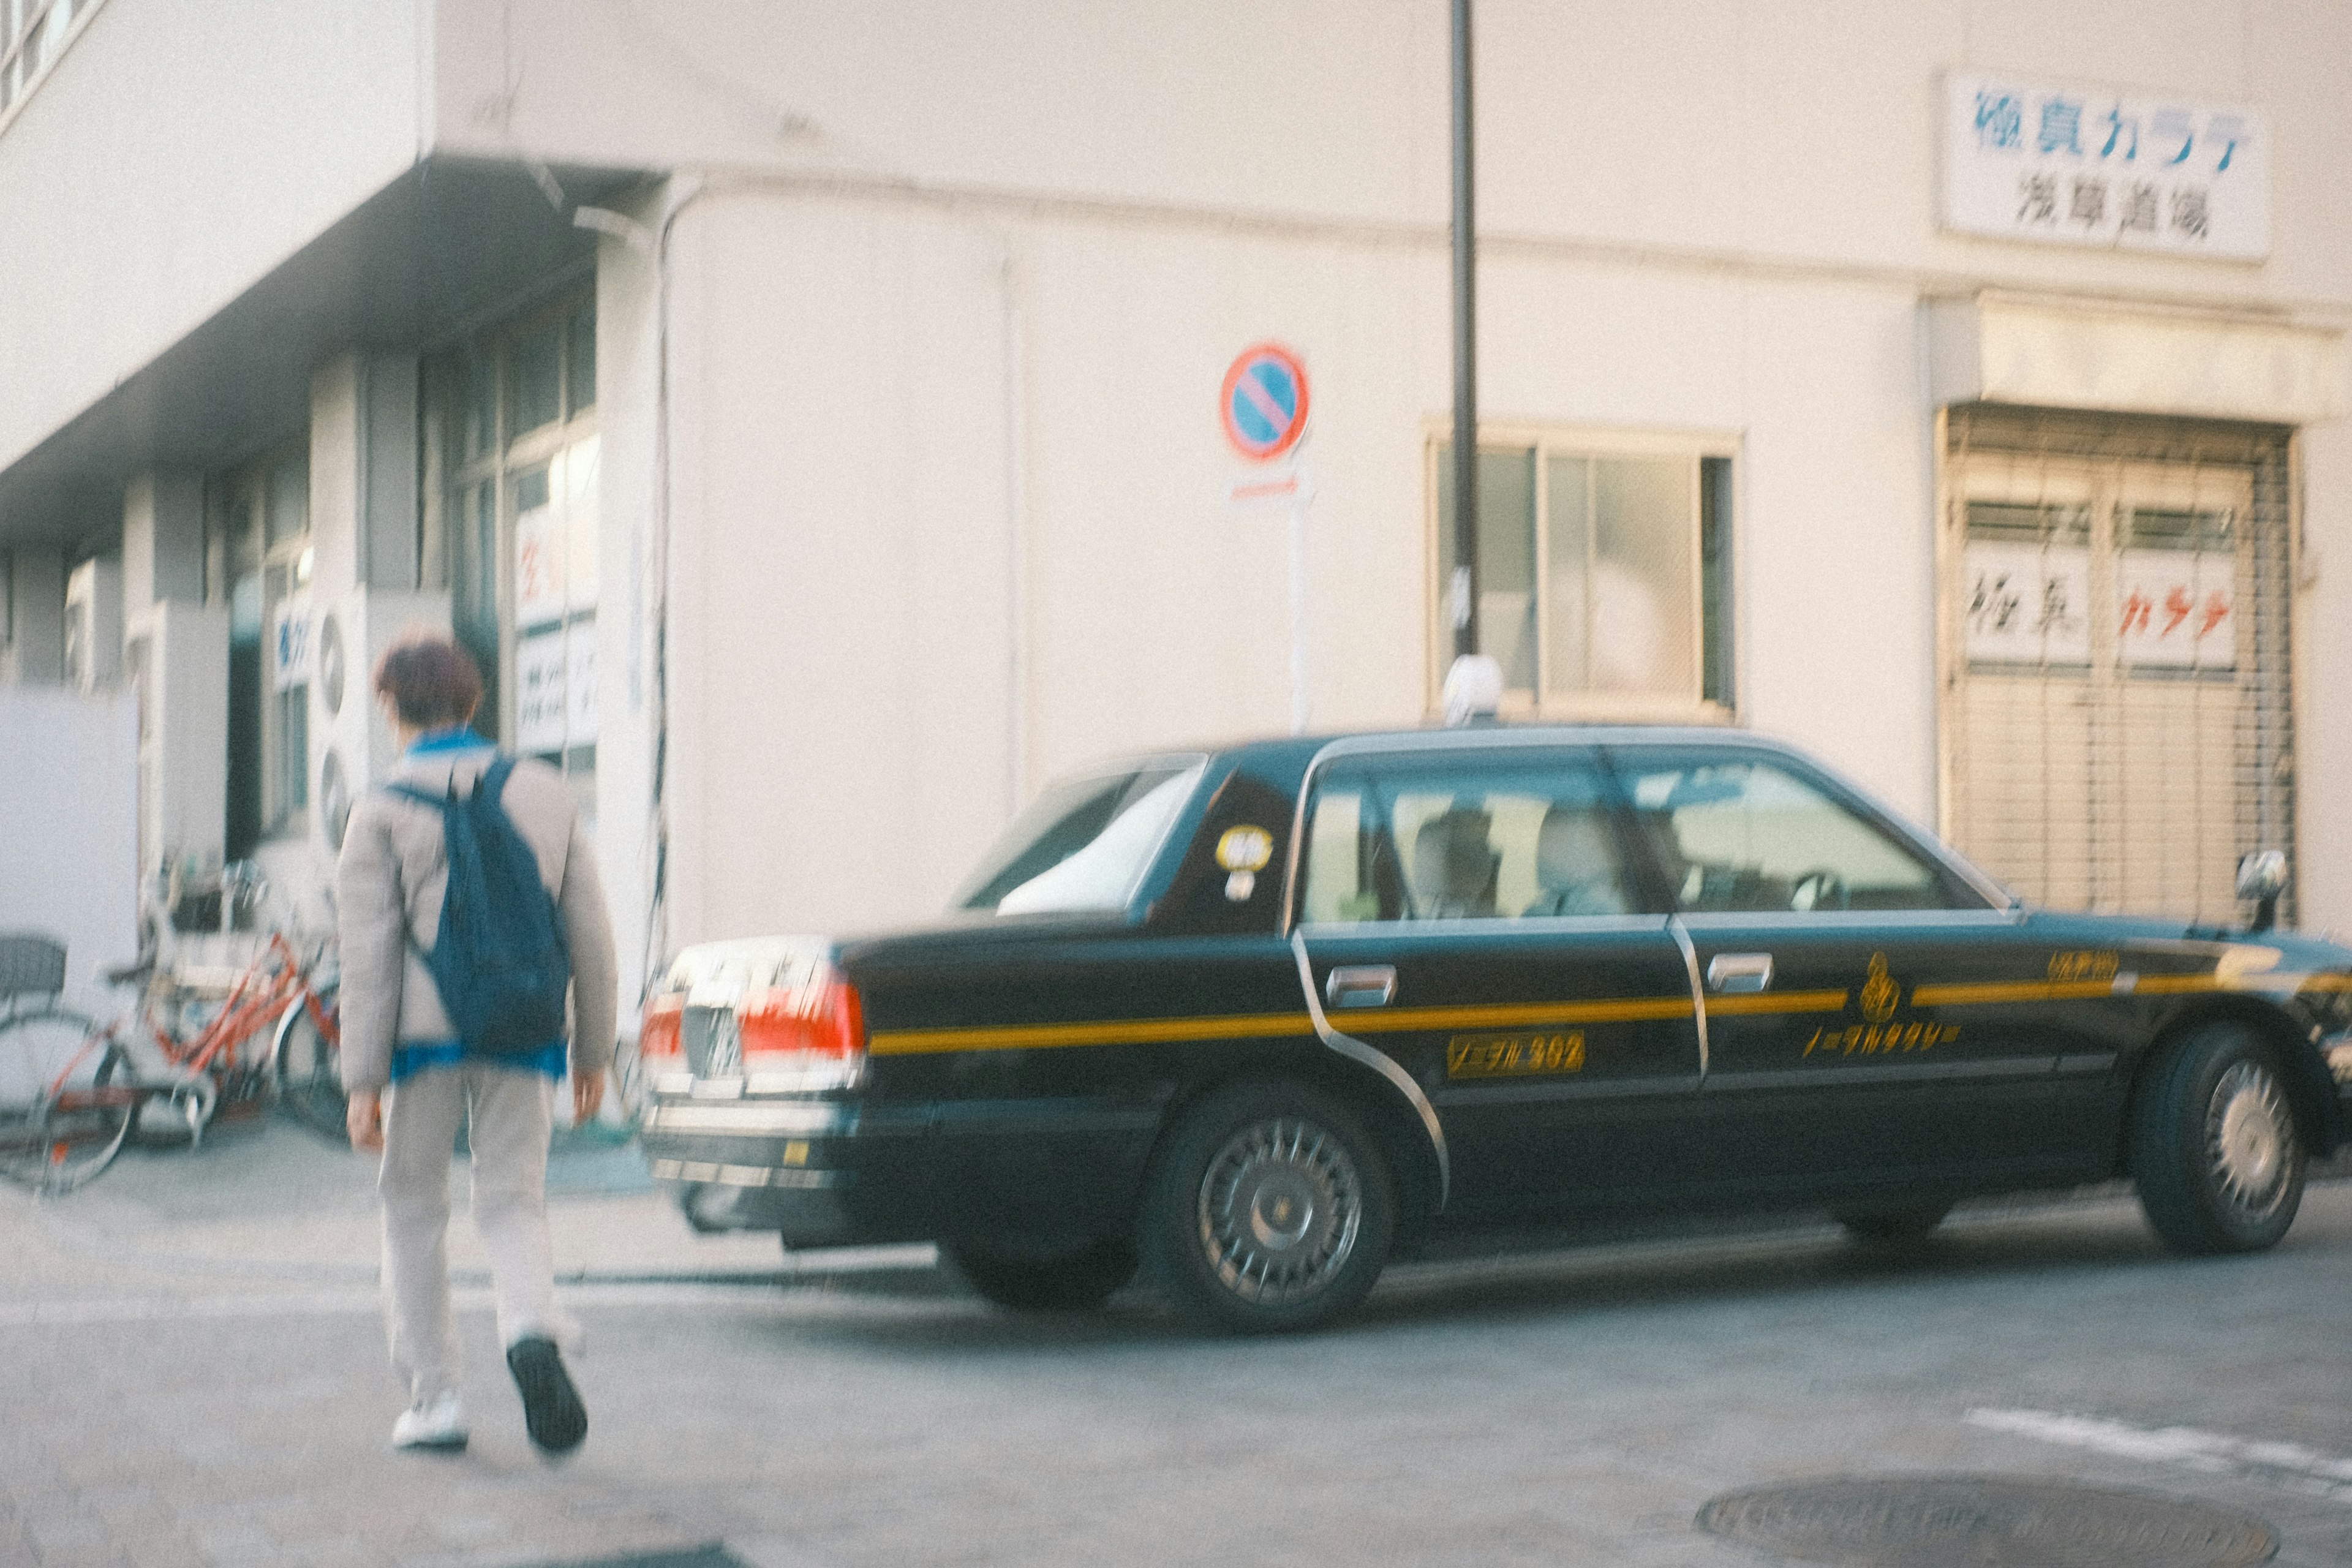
<box><xmin>1926</xmin><ymin>292</ymin><xmax>2348</xmax><ymax>426</ymax></box>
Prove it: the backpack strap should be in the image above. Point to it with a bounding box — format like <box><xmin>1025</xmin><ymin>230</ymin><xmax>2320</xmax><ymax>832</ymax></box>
<box><xmin>377</xmin><ymin>772</ymin><xmax>470</xmax><ymax>959</ymax></box>
<box><xmin>478</xmin><ymin>755</ymin><xmax>518</xmax><ymax>807</ymax></box>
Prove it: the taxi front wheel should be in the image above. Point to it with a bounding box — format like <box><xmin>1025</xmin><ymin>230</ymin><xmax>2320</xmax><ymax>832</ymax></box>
<box><xmin>1143</xmin><ymin>1082</ymin><xmax>1395</xmax><ymax>1333</ymax></box>
<box><xmin>2133</xmin><ymin>1022</ymin><xmax>2307</xmax><ymax>1256</ymax></box>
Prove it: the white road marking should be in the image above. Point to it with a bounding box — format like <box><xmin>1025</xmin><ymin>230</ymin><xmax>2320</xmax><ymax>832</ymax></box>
<box><xmin>1968</xmin><ymin>1406</ymin><xmax>2352</xmax><ymax>1503</ymax></box>
<box><xmin>0</xmin><ymin>1281</ymin><xmax>832</xmax><ymax>1327</ymax></box>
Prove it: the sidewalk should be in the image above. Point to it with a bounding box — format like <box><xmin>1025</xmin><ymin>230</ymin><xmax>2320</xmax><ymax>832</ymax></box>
<box><xmin>4</xmin><ymin>1110</ymin><xmax>935</xmax><ymax>1303</ymax></box>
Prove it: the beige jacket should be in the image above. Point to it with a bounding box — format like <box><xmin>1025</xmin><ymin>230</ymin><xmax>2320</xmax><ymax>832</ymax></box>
<box><xmin>335</xmin><ymin>745</ymin><xmax>619</xmax><ymax>1093</ymax></box>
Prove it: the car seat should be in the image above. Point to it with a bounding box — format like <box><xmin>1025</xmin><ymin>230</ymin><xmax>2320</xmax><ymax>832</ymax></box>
<box><xmin>1411</xmin><ymin>809</ymin><xmax>1500</xmax><ymax>918</ymax></box>
<box><xmin>1525</xmin><ymin>804</ymin><xmax>1630</xmax><ymax>917</ymax></box>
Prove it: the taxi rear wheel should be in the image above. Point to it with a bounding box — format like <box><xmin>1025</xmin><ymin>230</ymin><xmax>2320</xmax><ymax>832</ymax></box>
<box><xmin>2133</xmin><ymin>1022</ymin><xmax>2307</xmax><ymax>1255</ymax></box>
<box><xmin>945</xmin><ymin>1238</ymin><xmax>1137</xmax><ymax>1313</ymax></box>
<box><xmin>1143</xmin><ymin>1082</ymin><xmax>1395</xmax><ymax>1333</ymax></box>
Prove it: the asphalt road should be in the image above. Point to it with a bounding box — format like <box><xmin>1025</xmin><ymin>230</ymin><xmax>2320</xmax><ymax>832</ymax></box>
<box><xmin>3</xmin><ymin>1119</ymin><xmax>2349</xmax><ymax>1567</ymax></box>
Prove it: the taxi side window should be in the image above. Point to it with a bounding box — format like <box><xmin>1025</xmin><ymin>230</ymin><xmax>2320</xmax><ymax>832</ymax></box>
<box><xmin>1618</xmin><ymin>757</ymin><xmax>1969</xmax><ymax>913</ymax></box>
<box><xmin>1301</xmin><ymin>758</ymin><xmax>1634</xmax><ymax>923</ymax></box>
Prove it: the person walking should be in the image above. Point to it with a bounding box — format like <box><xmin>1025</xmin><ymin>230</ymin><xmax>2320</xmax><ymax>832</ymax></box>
<box><xmin>337</xmin><ymin>632</ymin><xmax>617</xmax><ymax>1456</ymax></box>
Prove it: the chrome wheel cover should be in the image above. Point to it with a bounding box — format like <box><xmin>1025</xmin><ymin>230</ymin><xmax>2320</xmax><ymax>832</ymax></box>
<box><xmin>1196</xmin><ymin>1116</ymin><xmax>1362</xmax><ymax>1306</ymax></box>
<box><xmin>2206</xmin><ymin>1060</ymin><xmax>2295</xmax><ymax>1219</ymax></box>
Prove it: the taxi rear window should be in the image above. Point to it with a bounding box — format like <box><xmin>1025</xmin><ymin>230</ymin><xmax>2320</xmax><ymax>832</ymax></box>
<box><xmin>1300</xmin><ymin>753</ymin><xmax>1635</xmax><ymax>923</ymax></box>
<box><xmin>956</xmin><ymin>759</ymin><xmax>1207</xmax><ymax>915</ymax></box>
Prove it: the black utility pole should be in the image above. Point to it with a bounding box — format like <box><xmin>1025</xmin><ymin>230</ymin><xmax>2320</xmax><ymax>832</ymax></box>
<box><xmin>1449</xmin><ymin>0</ymin><xmax>1479</xmax><ymax>660</ymax></box>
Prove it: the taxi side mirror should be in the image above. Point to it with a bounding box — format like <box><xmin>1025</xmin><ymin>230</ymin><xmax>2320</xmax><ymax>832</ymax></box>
<box><xmin>2237</xmin><ymin>850</ymin><xmax>2289</xmax><ymax>933</ymax></box>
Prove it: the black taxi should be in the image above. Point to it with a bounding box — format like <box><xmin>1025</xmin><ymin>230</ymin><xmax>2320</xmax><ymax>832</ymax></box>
<box><xmin>635</xmin><ymin>726</ymin><xmax>2352</xmax><ymax>1331</ymax></box>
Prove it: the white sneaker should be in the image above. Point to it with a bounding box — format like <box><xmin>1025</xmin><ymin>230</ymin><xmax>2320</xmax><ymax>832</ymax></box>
<box><xmin>391</xmin><ymin>1390</ymin><xmax>470</xmax><ymax>1451</ymax></box>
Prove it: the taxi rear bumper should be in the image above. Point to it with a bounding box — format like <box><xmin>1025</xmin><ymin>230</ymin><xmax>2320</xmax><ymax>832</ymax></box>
<box><xmin>637</xmin><ymin>1096</ymin><xmax>934</xmax><ymax>1247</ymax></box>
<box><xmin>636</xmin><ymin>1090</ymin><xmax>1163</xmax><ymax>1248</ymax></box>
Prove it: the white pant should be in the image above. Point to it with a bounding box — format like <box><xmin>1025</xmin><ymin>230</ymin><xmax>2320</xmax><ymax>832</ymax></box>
<box><xmin>378</xmin><ymin>1061</ymin><xmax>575</xmax><ymax>1402</ymax></box>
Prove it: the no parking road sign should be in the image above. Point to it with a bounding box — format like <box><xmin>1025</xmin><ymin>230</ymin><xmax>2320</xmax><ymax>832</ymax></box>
<box><xmin>1221</xmin><ymin>343</ymin><xmax>1310</xmax><ymax>462</ymax></box>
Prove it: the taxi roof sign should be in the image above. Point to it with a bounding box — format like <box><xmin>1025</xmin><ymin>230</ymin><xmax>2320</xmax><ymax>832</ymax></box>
<box><xmin>1221</xmin><ymin>343</ymin><xmax>1310</xmax><ymax>462</ymax></box>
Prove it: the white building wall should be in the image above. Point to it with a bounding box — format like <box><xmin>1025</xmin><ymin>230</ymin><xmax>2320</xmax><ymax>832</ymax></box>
<box><xmin>0</xmin><ymin>0</ymin><xmax>424</xmax><ymax>473</ymax></box>
<box><xmin>586</xmin><ymin>189</ymin><xmax>666</xmax><ymax>1005</ymax></box>
<box><xmin>6</xmin><ymin>0</ymin><xmax>2348</xmax><ymax>957</ymax></box>
<box><xmin>2295</xmin><ymin>421</ymin><xmax>2352</xmax><ymax>935</ymax></box>
<box><xmin>441</xmin><ymin>0</ymin><xmax>2352</xmax><ymax>310</ymax></box>
<box><xmin>662</xmin><ymin>193</ymin><xmax>1016</xmax><ymax>941</ymax></box>
<box><xmin>652</xmin><ymin>186</ymin><xmax>2002</xmax><ymax>943</ymax></box>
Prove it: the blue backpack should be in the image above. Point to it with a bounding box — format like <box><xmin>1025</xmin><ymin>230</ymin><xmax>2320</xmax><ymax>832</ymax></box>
<box><xmin>389</xmin><ymin>756</ymin><xmax>571</xmax><ymax>1054</ymax></box>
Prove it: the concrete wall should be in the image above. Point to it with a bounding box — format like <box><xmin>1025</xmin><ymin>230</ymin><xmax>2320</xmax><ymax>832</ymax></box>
<box><xmin>2294</xmin><ymin>421</ymin><xmax>2352</xmax><ymax>936</ymax></box>
<box><xmin>436</xmin><ymin>0</ymin><xmax>2351</xmax><ymax>949</ymax></box>
<box><xmin>0</xmin><ymin>686</ymin><xmax>140</xmax><ymax>1014</ymax></box>
<box><xmin>443</xmin><ymin>0</ymin><xmax>2352</xmax><ymax>310</ymax></box>
<box><xmin>8</xmin><ymin>0</ymin><xmax>2346</xmax><ymax>959</ymax></box>
<box><xmin>647</xmin><ymin>186</ymin><xmax>1957</xmax><ymax>946</ymax></box>
<box><xmin>0</xmin><ymin>0</ymin><xmax>424</xmax><ymax>473</ymax></box>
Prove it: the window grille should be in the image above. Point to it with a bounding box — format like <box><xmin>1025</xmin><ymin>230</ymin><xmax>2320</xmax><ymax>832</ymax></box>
<box><xmin>1941</xmin><ymin>405</ymin><xmax>2295</xmax><ymax>925</ymax></box>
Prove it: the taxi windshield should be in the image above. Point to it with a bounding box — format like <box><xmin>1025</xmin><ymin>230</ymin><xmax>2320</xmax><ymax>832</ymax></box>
<box><xmin>956</xmin><ymin>758</ymin><xmax>1207</xmax><ymax>915</ymax></box>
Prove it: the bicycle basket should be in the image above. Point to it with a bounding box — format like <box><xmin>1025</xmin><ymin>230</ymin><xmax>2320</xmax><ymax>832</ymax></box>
<box><xmin>0</xmin><ymin>934</ymin><xmax>67</xmax><ymax>1000</ymax></box>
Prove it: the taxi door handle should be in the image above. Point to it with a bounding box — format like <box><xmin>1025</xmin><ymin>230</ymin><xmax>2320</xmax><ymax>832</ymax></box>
<box><xmin>1706</xmin><ymin>953</ymin><xmax>1773</xmax><ymax>993</ymax></box>
<box><xmin>1326</xmin><ymin>965</ymin><xmax>1398</xmax><ymax>1008</ymax></box>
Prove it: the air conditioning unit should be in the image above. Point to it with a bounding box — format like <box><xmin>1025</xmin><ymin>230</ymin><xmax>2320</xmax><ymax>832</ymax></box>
<box><xmin>312</xmin><ymin>589</ymin><xmax>451</xmax><ymax>857</ymax></box>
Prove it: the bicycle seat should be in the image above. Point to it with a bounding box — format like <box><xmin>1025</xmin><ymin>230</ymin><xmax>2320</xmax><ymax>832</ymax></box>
<box><xmin>0</xmin><ymin>933</ymin><xmax>67</xmax><ymax>999</ymax></box>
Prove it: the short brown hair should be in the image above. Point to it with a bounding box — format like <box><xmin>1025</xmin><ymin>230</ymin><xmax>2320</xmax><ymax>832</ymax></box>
<box><xmin>373</xmin><ymin>632</ymin><xmax>483</xmax><ymax>729</ymax></box>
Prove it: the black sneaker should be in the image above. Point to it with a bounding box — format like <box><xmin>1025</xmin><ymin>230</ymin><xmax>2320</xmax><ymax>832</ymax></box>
<box><xmin>506</xmin><ymin>1336</ymin><xmax>587</xmax><ymax>1455</ymax></box>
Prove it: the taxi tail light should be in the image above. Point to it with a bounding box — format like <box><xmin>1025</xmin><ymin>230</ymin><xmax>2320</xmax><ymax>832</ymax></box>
<box><xmin>638</xmin><ymin>992</ymin><xmax>685</xmax><ymax>1062</ymax></box>
<box><xmin>737</xmin><ymin>968</ymin><xmax>867</xmax><ymax>1062</ymax></box>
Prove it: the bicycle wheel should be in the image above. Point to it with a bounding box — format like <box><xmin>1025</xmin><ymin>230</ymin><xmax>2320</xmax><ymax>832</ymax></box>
<box><xmin>0</xmin><ymin>1010</ymin><xmax>139</xmax><ymax>1194</ymax></box>
<box><xmin>273</xmin><ymin>991</ymin><xmax>347</xmax><ymax>1141</ymax></box>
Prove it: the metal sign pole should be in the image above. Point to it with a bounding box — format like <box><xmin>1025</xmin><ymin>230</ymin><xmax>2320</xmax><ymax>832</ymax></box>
<box><xmin>1290</xmin><ymin>486</ymin><xmax>1310</xmax><ymax>734</ymax></box>
<box><xmin>1450</xmin><ymin>0</ymin><xmax>1480</xmax><ymax>660</ymax></box>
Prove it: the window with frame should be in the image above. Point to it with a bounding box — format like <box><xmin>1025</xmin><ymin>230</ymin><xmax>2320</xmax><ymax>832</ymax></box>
<box><xmin>1432</xmin><ymin>435</ymin><xmax>1734</xmax><ymax>720</ymax></box>
<box><xmin>439</xmin><ymin>293</ymin><xmax>598</xmax><ymax>820</ymax></box>
<box><xmin>213</xmin><ymin>448</ymin><xmax>313</xmax><ymax>854</ymax></box>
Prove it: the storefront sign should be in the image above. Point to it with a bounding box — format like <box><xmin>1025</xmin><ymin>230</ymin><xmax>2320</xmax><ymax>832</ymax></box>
<box><xmin>270</xmin><ymin>597</ymin><xmax>313</xmax><ymax>692</ymax></box>
<box><xmin>1964</xmin><ymin>539</ymin><xmax>2237</xmax><ymax>671</ymax></box>
<box><xmin>516</xmin><ymin>621</ymin><xmax>598</xmax><ymax>754</ymax></box>
<box><xmin>2116</xmin><ymin>550</ymin><xmax>2235</xmax><ymax>670</ymax></box>
<box><xmin>567</xmin><ymin>622</ymin><xmax>597</xmax><ymax>742</ymax></box>
<box><xmin>1942</xmin><ymin>72</ymin><xmax>2268</xmax><ymax>261</ymax></box>
<box><xmin>1964</xmin><ymin>541</ymin><xmax>2090</xmax><ymax>665</ymax></box>
<box><xmin>514</xmin><ymin>499</ymin><xmax>565</xmax><ymax>630</ymax></box>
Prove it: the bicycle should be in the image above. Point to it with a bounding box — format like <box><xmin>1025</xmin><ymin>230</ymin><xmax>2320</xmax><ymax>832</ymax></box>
<box><xmin>117</xmin><ymin>922</ymin><xmax>345</xmax><ymax>1149</ymax></box>
<box><xmin>0</xmin><ymin>913</ymin><xmax>345</xmax><ymax>1194</ymax></box>
<box><xmin>0</xmin><ymin>935</ymin><xmax>140</xmax><ymax>1195</ymax></box>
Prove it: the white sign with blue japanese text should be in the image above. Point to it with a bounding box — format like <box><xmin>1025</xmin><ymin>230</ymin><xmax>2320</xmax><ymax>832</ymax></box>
<box><xmin>269</xmin><ymin>597</ymin><xmax>313</xmax><ymax>693</ymax></box>
<box><xmin>1942</xmin><ymin>72</ymin><xmax>2267</xmax><ymax>261</ymax></box>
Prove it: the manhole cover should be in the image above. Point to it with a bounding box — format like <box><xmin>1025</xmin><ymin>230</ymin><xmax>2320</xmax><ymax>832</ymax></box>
<box><xmin>514</xmin><ymin>1548</ymin><xmax>750</xmax><ymax>1568</ymax></box>
<box><xmin>1696</xmin><ymin>1475</ymin><xmax>2277</xmax><ymax>1568</ymax></box>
